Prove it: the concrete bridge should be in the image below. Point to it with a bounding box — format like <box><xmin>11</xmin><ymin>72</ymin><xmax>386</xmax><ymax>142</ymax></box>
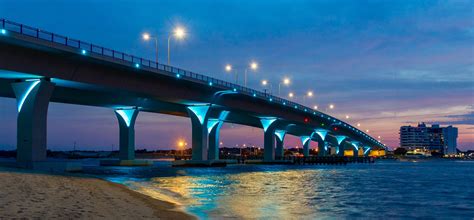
<box><xmin>0</xmin><ymin>19</ymin><xmax>385</xmax><ymax>167</ymax></box>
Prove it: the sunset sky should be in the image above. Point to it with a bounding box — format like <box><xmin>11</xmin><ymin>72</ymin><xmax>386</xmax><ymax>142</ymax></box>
<box><xmin>0</xmin><ymin>0</ymin><xmax>472</xmax><ymax>151</ymax></box>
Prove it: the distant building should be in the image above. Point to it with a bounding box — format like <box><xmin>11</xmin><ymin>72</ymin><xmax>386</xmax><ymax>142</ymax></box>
<box><xmin>400</xmin><ymin>123</ymin><xmax>458</xmax><ymax>155</ymax></box>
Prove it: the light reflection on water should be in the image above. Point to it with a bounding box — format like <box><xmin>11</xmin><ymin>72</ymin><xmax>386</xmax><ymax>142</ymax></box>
<box><xmin>98</xmin><ymin>160</ymin><xmax>474</xmax><ymax>219</ymax></box>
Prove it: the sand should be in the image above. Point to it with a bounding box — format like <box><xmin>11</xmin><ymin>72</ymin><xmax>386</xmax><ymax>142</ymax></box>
<box><xmin>0</xmin><ymin>169</ymin><xmax>195</xmax><ymax>219</ymax></box>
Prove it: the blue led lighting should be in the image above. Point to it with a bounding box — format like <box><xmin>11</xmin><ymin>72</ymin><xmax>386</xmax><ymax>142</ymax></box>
<box><xmin>233</xmin><ymin>88</ymin><xmax>237</xmax><ymax>92</ymax></box>
<box><xmin>269</xmin><ymin>98</ymin><xmax>272</xmax><ymax>101</ymax></box>
<box><xmin>207</xmin><ymin>119</ymin><xmax>220</xmax><ymax>133</ymax></box>
<box><xmin>260</xmin><ymin>118</ymin><xmax>277</xmax><ymax>132</ymax></box>
<box><xmin>336</xmin><ymin>136</ymin><xmax>347</xmax><ymax>145</ymax></box>
<box><xmin>304</xmin><ymin>109</ymin><xmax>307</xmax><ymax>112</ymax></box>
<box><xmin>300</xmin><ymin>136</ymin><xmax>311</xmax><ymax>146</ymax></box>
<box><xmin>17</xmin><ymin>80</ymin><xmax>41</xmax><ymax>112</ymax></box>
<box><xmin>1</xmin><ymin>29</ymin><xmax>6</xmax><ymax>34</ymax></box>
<box><xmin>209</xmin><ymin>82</ymin><xmax>213</xmax><ymax>86</ymax></box>
<box><xmin>351</xmin><ymin>142</ymin><xmax>359</xmax><ymax>150</ymax></box>
<box><xmin>314</xmin><ymin>129</ymin><xmax>328</xmax><ymax>141</ymax></box>
<box><xmin>253</xmin><ymin>93</ymin><xmax>256</xmax><ymax>97</ymax></box>
<box><xmin>135</xmin><ymin>63</ymin><xmax>140</xmax><ymax>68</ymax></box>
<box><xmin>176</xmin><ymin>74</ymin><xmax>181</xmax><ymax>78</ymax></box>
<box><xmin>115</xmin><ymin>109</ymin><xmax>136</xmax><ymax>127</ymax></box>
<box><xmin>81</xmin><ymin>49</ymin><xmax>86</xmax><ymax>55</ymax></box>
<box><xmin>294</xmin><ymin>105</ymin><xmax>298</xmax><ymax>109</ymax></box>
<box><xmin>283</xmin><ymin>102</ymin><xmax>286</xmax><ymax>105</ymax></box>
<box><xmin>187</xmin><ymin>105</ymin><xmax>210</xmax><ymax>125</ymax></box>
<box><xmin>274</xmin><ymin>130</ymin><xmax>286</xmax><ymax>141</ymax></box>
<box><xmin>364</xmin><ymin>147</ymin><xmax>371</xmax><ymax>154</ymax></box>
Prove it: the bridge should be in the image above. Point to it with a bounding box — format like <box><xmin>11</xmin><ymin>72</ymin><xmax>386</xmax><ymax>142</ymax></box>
<box><xmin>0</xmin><ymin>19</ymin><xmax>386</xmax><ymax>167</ymax></box>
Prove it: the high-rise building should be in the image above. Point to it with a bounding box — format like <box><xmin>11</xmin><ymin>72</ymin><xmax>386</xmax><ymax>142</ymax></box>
<box><xmin>399</xmin><ymin>123</ymin><xmax>458</xmax><ymax>154</ymax></box>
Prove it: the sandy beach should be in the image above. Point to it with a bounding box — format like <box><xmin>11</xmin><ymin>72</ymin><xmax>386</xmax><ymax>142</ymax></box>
<box><xmin>0</xmin><ymin>169</ymin><xmax>195</xmax><ymax>219</ymax></box>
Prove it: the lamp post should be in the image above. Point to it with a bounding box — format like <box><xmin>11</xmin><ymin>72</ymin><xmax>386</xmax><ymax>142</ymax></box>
<box><xmin>244</xmin><ymin>61</ymin><xmax>258</xmax><ymax>87</ymax></box>
<box><xmin>303</xmin><ymin>91</ymin><xmax>313</xmax><ymax>105</ymax></box>
<box><xmin>142</xmin><ymin>33</ymin><xmax>159</xmax><ymax>64</ymax></box>
<box><xmin>278</xmin><ymin>77</ymin><xmax>290</xmax><ymax>96</ymax></box>
<box><xmin>225</xmin><ymin>64</ymin><xmax>238</xmax><ymax>83</ymax></box>
<box><xmin>168</xmin><ymin>26</ymin><xmax>186</xmax><ymax>65</ymax></box>
<box><xmin>261</xmin><ymin>79</ymin><xmax>273</xmax><ymax>95</ymax></box>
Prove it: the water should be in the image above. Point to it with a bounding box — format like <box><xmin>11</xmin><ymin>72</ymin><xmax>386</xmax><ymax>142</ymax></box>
<box><xmin>85</xmin><ymin>160</ymin><xmax>474</xmax><ymax>219</ymax></box>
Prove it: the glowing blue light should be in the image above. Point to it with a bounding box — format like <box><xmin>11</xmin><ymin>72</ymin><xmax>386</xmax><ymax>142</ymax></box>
<box><xmin>336</xmin><ymin>136</ymin><xmax>347</xmax><ymax>145</ymax></box>
<box><xmin>81</xmin><ymin>49</ymin><xmax>86</xmax><ymax>55</ymax></box>
<box><xmin>260</xmin><ymin>118</ymin><xmax>277</xmax><ymax>132</ymax></box>
<box><xmin>233</xmin><ymin>88</ymin><xmax>237</xmax><ymax>92</ymax></box>
<box><xmin>218</xmin><ymin>111</ymin><xmax>230</xmax><ymax>121</ymax></box>
<box><xmin>313</xmin><ymin>112</ymin><xmax>316</xmax><ymax>115</ymax></box>
<box><xmin>176</xmin><ymin>74</ymin><xmax>181</xmax><ymax>78</ymax></box>
<box><xmin>300</xmin><ymin>136</ymin><xmax>311</xmax><ymax>146</ymax></box>
<box><xmin>253</xmin><ymin>93</ymin><xmax>256</xmax><ymax>97</ymax></box>
<box><xmin>1</xmin><ymin>29</ymin><xmax>5</xmax><ymax>34</ymax></box>
<box><xmin>304</xmin><ymin>109</ymin><xmax>307</xmax><ymax>112</ymax></box>
<box><xmin>274</xmin><ymin>130</ymin><xmax>286</xmax><ymax>141</ymax></box>
<box><xmin>324</xmin><ymin>142</ymin><xmax>328</xmax><ymax>151</ymax></box>
<box><xmin>314</xmin><ymin>129</ymin><xmax>328</xmax><ymax>141</ymax></box>
<box><xmin>207</xmin><ymin>119</ymin><xmax>220</xmax><ymax>133</ymax></box>
<box><xmin>115</xmin><ymin>109</ymin><xmax>136</xmax><ymax>127</ymax></box>
<box><xmin>351</xmin><ymin>142</ymin><xmax>359</xmax><ymax>150</ymax></box>
<box><xmin>364</xmin><ymin>147</ymin><xmax>371</xmax><ymax>155</ymax></box>
<box><xmin>209</xmin><ymin>82</ymin><xmax>213</xmax><ymax>86</ymax></box>
<box><xmin>269</xmin><ymin>98</ymin><xmax>272</xmax><ymax>101</ymax></box>
<box><xmin>135</xmin><ymin>63</ymin><xmax>140</xmax><ymax>68</ymax></box>
<box><xmin>187</xmin><ymin>105</ymin><xmax>210</xmax><ymax>125</ymax></box>
<box><xmin>294</xmin><ymin>105</ymin><xmax>297</xmax><ymax>109</ymax></box>
<box><xmin>17</xmin><ymin>80</ymin><xmax>41</xmax><ymax>112</ymax></box>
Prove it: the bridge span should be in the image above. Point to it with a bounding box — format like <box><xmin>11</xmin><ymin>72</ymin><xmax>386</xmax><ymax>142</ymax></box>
<box><xmin>0</xmin><ymin>19</ymin><xmax>385</xmax><ymax>167</ymax></box>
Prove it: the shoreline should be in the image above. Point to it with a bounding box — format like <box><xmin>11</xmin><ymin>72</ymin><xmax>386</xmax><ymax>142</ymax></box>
<box><xmin>0</xmin><ymin>168</ymin><xmax>196</xmax><ymax>219</ymax></box>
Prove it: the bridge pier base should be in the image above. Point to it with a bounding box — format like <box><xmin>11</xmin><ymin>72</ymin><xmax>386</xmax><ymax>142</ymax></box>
<box><xmin>208</xmin><ymin>120</ymin><xmax>223</xmax><ymax>160</ymax></box>
<box><xmin>274</xmin><ymin>130</ymin><xmax>286</xmax><ymax>159</ymax></box>
<box><xmin>187</xmin><ymin>106</ymin><xmax>210</xmax><ymax>161</ymax></box>
<box><xmin>317</xmin><ymin>140</ymin><xmax>326</xmax><ymax>156</ymax></box>
<box><xmin>101</xmin><ymin>108</ymin><xmax>152</xmax><ymax>166</ymax></box>
<box><xmin>12</xmin><ymin>79</ymin><xmax>55</xmax><ymax>163</ymax></box>
<box><xmin>261</xmin><ymin>118</ymin><xmax>278</xmax><ymax>162</ymax></box>
<box><xmin>115</xmin><ymin>108</ymin><xmax>139</xmax><ymax>160</ymax></box>
<box><xmin>301</xmin><ymin>136</ymin><xmax>311</xmax><ymax>157</ymax></box>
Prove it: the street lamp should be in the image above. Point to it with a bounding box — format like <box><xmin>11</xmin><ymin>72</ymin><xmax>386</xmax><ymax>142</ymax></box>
<box><xmin>357</xmin><ymin>123</ymin><xmax>361</xmax><ymax>127</ymax></box>
<box><xmin>303</xmin><ymin>91</ymin><xmax>313</xmax><ymax>105</ymax></box>
<box><xmin>329</xmin><ymin>104</ymin><xmax>335</xmax><ymax>109</ymax></box>
<box><xmin>261</xmin><ymin>79</ymin><xmax>273</xmax><ymax>95</ymax></box>
<box><xmin>288</xmin><ymin>92</ymin><xmax>294</xmax><ymax>98</ymax></box>
<box><xmin>244</xmin><ymin>61</ymin><xmax>258</xmax><ymax>87</ymax></box>
<box><xmin>142</xmin><ymin>32</ymin><xmax>159</xmax><ymax>64</ymax></box>
<box><xmin>168</xmin><ymin>26</ymin><xmax>186</xmax><ymax>65</ymax></box>
<box><xmin>225</xmin><ymin>64</ymin><xmax>238</xmax><ymax>83</ymax></box>
<box><xmin>313</xmin><ymin>105</ymin><xmax>318</xmax><ymax>110</ymax></box>
<box><xmin>278</xmin><ymin>77</ymin><xmax>290</xmax><ymax>96</ymax></box>
<box><xmin>345</xmin><ymin>115</ymin><xmax>350</xmax><ymax>119</ymax></box>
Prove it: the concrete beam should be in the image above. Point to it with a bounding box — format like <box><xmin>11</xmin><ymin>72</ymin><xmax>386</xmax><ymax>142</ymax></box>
<box><xmin>260</xmin><ymin>118</ymin><xmax>278</xmax><ymax>162</ymax></box>
<box><xmin>12</xmin><ymin>79</ymin><xmax>54</xmax><ymax>163</ymax></box>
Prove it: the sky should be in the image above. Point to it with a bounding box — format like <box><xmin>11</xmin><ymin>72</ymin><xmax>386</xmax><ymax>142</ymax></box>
<box><xmin>0</xmin><ymin>0</ymin><xmax>473</xmax><ymax>151</ymax></box>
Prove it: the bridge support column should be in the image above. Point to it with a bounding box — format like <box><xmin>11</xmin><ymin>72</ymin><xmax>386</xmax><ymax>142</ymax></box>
<box><xmin>260</xmin><ymin>118</ymin><xmax>278</xmax><ymax>162</ymax></box>
<box><xmin>187</xmin><ymin>105</ymin><xmax>211</xmax><ymax>161</ymax></box>
<box><xmin>12</xmin><ymin>79</ymin><xmax>55</xmax><ymax>163</ymax></box>
<box><xmin>338</xmin><ymin>143</ymin><xmax>345</xmax><ymax>156</ymax></box>
<box><xmin>301</xmin><ymin>136</ymin><xmax>311</xmax><ymax>157</ymax></box>
<box><xmin>114</xmin><ymin>108</ymin><xmax>139</xmax><ymax>160</ymax></box>
<box><xmin>208</xmin><ymin>120</ymin><xmax>223</xmax><ymax>160</ymax></box>
<box><xmin>317</xmin><ymin>140</ymin><xmax>326</xmax><ymax>156</ymax></box>
<box><xmin>274</xmin><ymin>130</ymin><xmax>286</xmax><ymax>159</ymax></box>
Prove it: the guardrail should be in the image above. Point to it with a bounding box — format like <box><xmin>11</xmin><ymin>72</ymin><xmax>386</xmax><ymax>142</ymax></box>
<box><xmin>0</xmin><ymin>18</ymin><xmax>383</xmax><ymax>147</ymax></box>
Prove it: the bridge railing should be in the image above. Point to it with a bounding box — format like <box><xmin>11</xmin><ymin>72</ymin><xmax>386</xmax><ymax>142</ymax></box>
<box><xmin>0</xmin><ymin>18</ymin><xmax>383</xmax><ymax>148</ymax></box>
